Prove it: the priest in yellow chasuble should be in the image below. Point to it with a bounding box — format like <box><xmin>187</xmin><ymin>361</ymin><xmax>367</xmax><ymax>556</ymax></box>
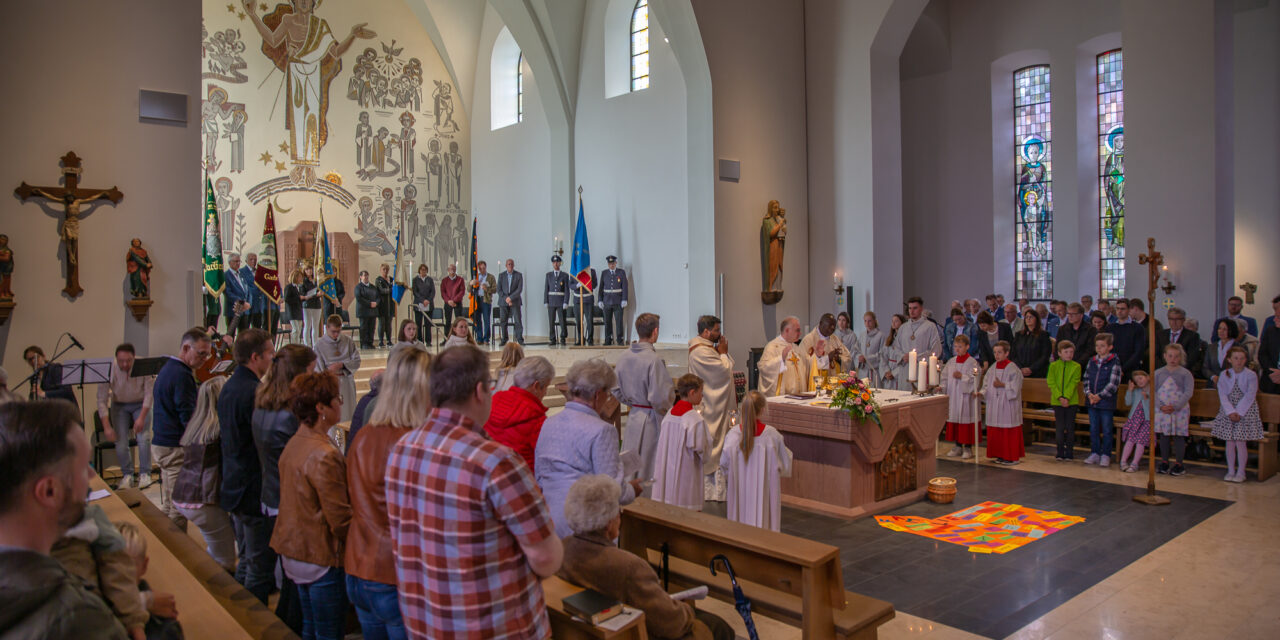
<box><xmin>758</xmin><ymin>316</ymin><xmax>827</xmax><ymax>396</ymax></box>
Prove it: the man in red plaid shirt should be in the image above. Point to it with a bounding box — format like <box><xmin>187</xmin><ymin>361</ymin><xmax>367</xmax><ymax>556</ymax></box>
<box><xmin>386</xmin><ymin>345</ymin><xmax>563</xmax><ymax>638</ymax></box>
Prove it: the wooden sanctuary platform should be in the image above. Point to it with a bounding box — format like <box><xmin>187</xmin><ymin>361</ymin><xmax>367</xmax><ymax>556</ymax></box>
<box><xmin>767</xmin><ymin>390</ymin><xmax>948</xmax><ymax>519</ymax></box>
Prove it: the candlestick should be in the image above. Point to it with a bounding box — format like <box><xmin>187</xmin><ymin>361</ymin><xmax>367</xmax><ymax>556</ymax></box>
<box><xmin>907</xmin><ymin>349</ymin><xmax>919</xmax><ymax>381</ymax></box>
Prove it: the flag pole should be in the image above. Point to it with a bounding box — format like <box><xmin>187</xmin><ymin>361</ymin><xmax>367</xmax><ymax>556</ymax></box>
<box><xmin>576</xmin><ymin>186</ymin><xmax>584</xmax><ymax>347</ymax></box>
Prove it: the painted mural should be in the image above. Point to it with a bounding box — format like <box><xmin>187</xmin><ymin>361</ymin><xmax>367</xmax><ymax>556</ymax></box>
<box><xmin>201</xmin><ymin>0</ymin><xmax>469</xmax><ymax>286</ymax></box>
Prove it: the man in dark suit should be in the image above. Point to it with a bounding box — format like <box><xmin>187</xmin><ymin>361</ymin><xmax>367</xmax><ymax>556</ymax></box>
<box><xmin>375</xmin><ymin>264</ymin><xmax>395</xmax><ymax>348</ymax></box>
<box><xmin>216</xmin><ymin>329</ymin><xmax>275</xmax><ymax>603</ymax></box>
<box><xmin>1155</xmin><ymin>306</ymin><xmax>1203</xmax><ymax>373</ymax></box>
<box><xmin>354</xmin><ymin>270</ymin><xmax>379</xmax><ymax>349</ymax></box>
<box><xmin>1259</xmin><ymin>295</ymin><xmax>1280</xmax><ymax>394</ymax></box>
<box><xmin>1056</xmin><ymin>302</ymin><xmax>1098</xmax><ymax>365</ymax></box>
<box><xmin>545</xmin><ymin>256</ymin><xmax>570</xmax><ymax>345</ymax></box>
<box><xmin>411</xmin><ymin>264</ymin><xmax>435</xmax><ymax>345</ymax></box>
<box><xmin>223</xmin><ymin>253</ymin><xmax>251</xmax><ymax>336</ymax></box>
<box><xmin>1107</xmin><ymin>299</ymin><xmax>1146</xmax><ymax>379</ymax></box>
<box><xmin>497</xmin><ymin>258</ymin><xmax>524</xmax><ymax>345</ymax></box>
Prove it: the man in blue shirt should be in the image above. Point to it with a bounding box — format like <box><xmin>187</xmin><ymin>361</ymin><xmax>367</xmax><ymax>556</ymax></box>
<box><xmin>150</xmin><ymin>327</ymin><xmax>211</xmax><ymax>530</ymax></box>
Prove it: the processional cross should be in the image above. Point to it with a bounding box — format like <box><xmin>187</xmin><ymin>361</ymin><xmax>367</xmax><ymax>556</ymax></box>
<box><xmin>1135</xmin><ymin>238</ymin><xmax>1171</xmax><ymax>506</ymax></box>
<box><xmin>15</xmin><ymin>152</ymin><xmax>123</xmax><ymax>297</ymax></box>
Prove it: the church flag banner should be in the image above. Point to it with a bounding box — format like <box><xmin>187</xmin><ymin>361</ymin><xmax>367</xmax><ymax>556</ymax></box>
<box><xmin>468</xmin><ymin>217</ymin><xmax>479</xmax><ymax>317</ymax></box>
<box><xmin>314</xmin><ymin>205</ymin><xmax>339</xmax><ymax>304</ymax></box>
<box><xmin>254</xmin><ymin>202</ymin><xmax>281</xmax><ymax>305</ymax></box>
<box><xmin>202</xmin><ymin>176</ymin><xmax>225</xmax><ymax>297</ymax></box>
<box><xmin>391</xmin><ymin>228</ymin><xmax>406</xmax><ymax>303</ymax></box>
<box><xmin>570</xmin><ymin>199</ymin><xmax>592</xmax><ymax>292</ymax></box>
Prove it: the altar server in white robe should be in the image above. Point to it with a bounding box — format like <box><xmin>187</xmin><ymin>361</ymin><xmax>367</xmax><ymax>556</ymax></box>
<box><xmin>835</xmin><ymin>312</ymin><xmax>859</xmax><ymax>360</ymax></box>
<box><xmin>981</xmin><ymin>340</ymin><xmax>1025</xmax><ymax>465</ymax></box>
<box><xmin>652</xmin><ymin>374</ymin><xmax>710</xmax><ymax>511</ymax></box>
<box><xmin>903</xmin><ymin>296</ymin><xmax>943</xmax><ymax>359</ymax></box>
<box><xmin>616</xmin><ymin>313</ymin><xmax>675</xmax><ymax>489</ymax></box>
<box><xmin>942</xmin><ymin>334</ymin><xmax>981</xmax><ymax>459</ymax></box>
<box><xmin>688</xmin><ymin>315</ymin><xmax>737</xmax><ymax>501</ymax></box>
<box><xmin>800</xmin><ymin>313</ymin><xmax>852</xmax><ymax>372</ymax></box>
<box><xmin>881</xmin><ymin>314</ymin><xmax>912</xmax><ymax>391</ymax></box>
<box><xmin>314</xmin><ymin>314</ymin><xmax>362</xmax><ymax>421</ymax></box>
<box><xmin>857</xmin><ymin>312</ymin><xmax>887</xmax><ymax>387</ymax></box>
<box><xmin>758</xmin><ymin>316</ymin><xmax>822</xmax><ymax>396</ymax></box>
<box><xmin>721</xmin><ymin>390</ymin><xmax>793</xmax><ymax>532</ymax></box>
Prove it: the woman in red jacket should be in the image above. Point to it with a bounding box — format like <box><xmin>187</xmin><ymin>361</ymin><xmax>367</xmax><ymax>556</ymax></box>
<box><xmin>484</xmin><ymin>355</ymin><xmax>554</xmax><ymax>472</ymax></box>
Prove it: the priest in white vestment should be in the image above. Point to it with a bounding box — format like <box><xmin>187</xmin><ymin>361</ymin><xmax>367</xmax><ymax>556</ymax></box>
<box><xmin>615</xmin><ymin>313</ymin><xmax>675</xmax><ymax>490</ymax></box>
<box><xmin>758</xmin><ymin>317</ymin><xmax>822</xmax><ymax>397</ymax></box>
<box><xmin>651</xmin><ymin>375</ymin><xmax>710</xmax><ymax>511</ymax></box>
<box><xmin>799</xmin><ymin>314</ymin><xmax>852</xmax><ymax>372</ymax></box>
<box><xmin>721</xmin><ymin>391</ymin><xmax>793</xmax><ymax>532</ymax></box>
<box><xmin>687</xmin><ymin>315</ymin><xmax>737</xmax><ymax>501</ymax></box>
<box><xmin>903</xmin><ymin>296</ymin><xmax>943</xmax><ymax>359</ymax></box>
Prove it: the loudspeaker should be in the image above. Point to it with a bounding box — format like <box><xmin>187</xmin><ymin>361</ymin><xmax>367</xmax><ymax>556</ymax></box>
<box><xmin>139</xmin><ymin>90</ymin><xmax>188</xmax><ymax>124</ymax></box>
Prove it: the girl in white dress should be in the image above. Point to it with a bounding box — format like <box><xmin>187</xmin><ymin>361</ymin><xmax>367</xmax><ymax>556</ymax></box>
<box><xmin>652</xmin><ymin>374</ymin><xmax>711</xmax><ymax>510</ymax></box>
<box><xmin>721</xmin><ymin>390</ymin><xmax>793</xmax><ymax>532</ymax></box>
<box><xmin>1209</xmin><ymin>346</ymin><xmax>1264</xmax><ymax>482</ymax></box>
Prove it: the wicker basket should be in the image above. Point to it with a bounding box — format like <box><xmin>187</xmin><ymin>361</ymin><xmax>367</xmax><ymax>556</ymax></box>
<box><xmin>927</xmin><ymin>477</ymin><xmax>957</xmax><ymax>504</ymax></box>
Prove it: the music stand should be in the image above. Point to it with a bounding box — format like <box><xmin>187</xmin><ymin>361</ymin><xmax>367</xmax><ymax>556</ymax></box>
<box><xmin>61</xmin><ymin>358</ymin><xmax>114</xmax><ymax>422</ymax></box>
<box><xmin>131</xmin><ymin>357</ymin><xmax>168</xmax><ymax>379</ymax></box>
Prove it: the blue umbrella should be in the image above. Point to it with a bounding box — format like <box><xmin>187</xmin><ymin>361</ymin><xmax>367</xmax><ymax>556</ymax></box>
<box><xmin>710</xmin><ymin>554</ymin><xmax>759</xmax><ymax>640</ymax></box>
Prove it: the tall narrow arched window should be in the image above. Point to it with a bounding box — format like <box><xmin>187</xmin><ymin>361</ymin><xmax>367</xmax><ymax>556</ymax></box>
<box><xmin>1014</xmin><ymin>65</ymin><xmax>1053</xmax><ymax>301</ymax></box>
<box><xmin>516</xmin><ymin>53</ymin><xmax>524</xmax><ymax>123</ymax></box>
<box><xmin>630</xmin><ymin>0</ymin><xmax>650</xmax><ymax>91</ymax></box>
<box><xmin>1097</xmin><ymin>50</ymin><xmax>1124</xmax><ymax>299</ymax></box>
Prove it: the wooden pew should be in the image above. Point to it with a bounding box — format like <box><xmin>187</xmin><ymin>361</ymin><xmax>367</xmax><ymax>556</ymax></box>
<box><xmin>1020</xmin><ymin>378</ymin><xmax>1280</xmax><ymax>480</ymax></box>
<box><xmin>619</xmin><ymin>498</ymin><xmax>894</xmax><ymax>640</ymax></box>
<box><xmin>88</xmin><ymin>476</ymin><xmax>282</xmax><ymax>639</ymax></box>
<box><xmin>100</xmin><ymin>478</ymin><xmax>300</xmax><ymax>639</ymax></box>
<box><xmin>543</xmin><ymin>575</ymin><xmax>649</xmax><ymax>639</ymax></box>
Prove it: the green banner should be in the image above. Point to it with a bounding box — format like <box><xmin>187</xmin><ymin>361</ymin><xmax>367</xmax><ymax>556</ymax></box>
<box><xmin>202</xmin><ymin>176</ymin><xmax>225</xmax><ymax>297</ymax></box>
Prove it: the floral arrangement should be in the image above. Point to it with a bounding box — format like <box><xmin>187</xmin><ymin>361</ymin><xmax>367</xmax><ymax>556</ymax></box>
<box><xmin>828</xmin><ymin>373</ymin><xmax>882</xmax><ymax>430</ymax></box>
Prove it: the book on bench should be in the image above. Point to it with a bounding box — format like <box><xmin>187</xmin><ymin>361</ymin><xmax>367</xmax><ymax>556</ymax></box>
<box><xmin>563</xmin><ymin>588</ymin><xmax>624</xmax><ymax>625</ymax></box>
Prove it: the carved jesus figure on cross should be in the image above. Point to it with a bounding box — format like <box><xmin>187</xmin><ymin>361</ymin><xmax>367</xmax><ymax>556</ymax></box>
<box><xmin>15</xmin><ymin>152</ymin><xmax>123</xmax><ymax>297</ymax></box>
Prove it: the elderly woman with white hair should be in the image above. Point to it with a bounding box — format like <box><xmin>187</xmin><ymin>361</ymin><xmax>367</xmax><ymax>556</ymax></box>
<box><xmin>557</xmin><ymin>475</ymin><xmax>734</xmax><ymax>640</ymax></box>
<box><xmin>535</xmin><ymin>359</ymin><xmax>644</xmax><ymax>538</ymax></box>
<box><xmin>484</xmin><ymin>355</ymin><xmax>554</xmax><ymax>472</ymax></box>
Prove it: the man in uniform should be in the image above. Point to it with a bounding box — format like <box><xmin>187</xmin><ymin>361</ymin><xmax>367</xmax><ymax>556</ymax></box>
<box><xmin>574</xmin><ymin>265</ymin><xmax>598</xmax><ymax>345</ymax></box>
<box><xmin>599</xmin><ymin>255</ymin><xmax>629</xmax><ymax>345</ymax></box>
<box><xmin>544</xmin><ymin>256</ymin><xmax>571</xmax><ymax>346</ymax></box>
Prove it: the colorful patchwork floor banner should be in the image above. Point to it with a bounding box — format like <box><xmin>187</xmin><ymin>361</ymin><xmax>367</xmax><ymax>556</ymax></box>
<box><xmin>874</xmin><ymin>501</ymin><xmax>1085</xmax><ymax>554</ymax></box>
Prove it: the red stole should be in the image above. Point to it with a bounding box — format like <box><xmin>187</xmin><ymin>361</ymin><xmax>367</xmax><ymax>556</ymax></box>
<box><xmin>671</xmin><ymin>400</ymin><xmax>693</xmax><ymax>417</ymax></box>
<box><xmin>956</xmin><ymin>354</ymin><xmax>971</xmax><ymax>365</ymax></box>
<box><xmin>995</xmin><ymin>359</ymin><xmax>1012</xmax><ymax>370</ymax></box>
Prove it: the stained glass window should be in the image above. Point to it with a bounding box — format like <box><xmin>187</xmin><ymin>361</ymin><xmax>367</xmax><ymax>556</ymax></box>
<box><xmin>631</xmin><ymin>0</ymin><xmax>650</xmax><ymax>91</ymax></box>
<box><xmin>1097</xmin><ymin>50</ymin><xmax>1124</xmax><ymax>299</ymax></box>
<box><xmin>516</xmin><ymin>53</ymin><xmax>524</xmax><ymax>123</ymax></box>
<box><xmin>1014</xmin><ymin>65</ymin><xmax>1053</xmax><ymax>301</ymax></box>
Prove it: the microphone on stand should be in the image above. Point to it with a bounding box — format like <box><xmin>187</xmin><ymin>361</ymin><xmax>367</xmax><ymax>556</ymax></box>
<box><xmin>68</xmin><ymin>333</ymin><xmax>85</xmax><ymax>351</ymax></box>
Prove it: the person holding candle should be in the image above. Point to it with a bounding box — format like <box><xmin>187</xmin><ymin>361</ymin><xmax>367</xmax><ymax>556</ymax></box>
<box><xmin>979</xmin><ymin>341</ymin><xmax>1024</xmax><ymax>465</ymax></box>
<box><xmin>942</xmin><ymin>334</ymin><xmax>980</xmax><ymax>459</ymax></box>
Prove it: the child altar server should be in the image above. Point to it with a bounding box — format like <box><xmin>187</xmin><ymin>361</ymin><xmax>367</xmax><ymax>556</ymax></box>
<box><xmin>943</xmin><ymin>334</ymin><xmax>981</xmax><ymax>460</ymax></box>
<box><xmin>652</xmin><ymin>374</ymin><xmax>712</xmax><ymax>510</ymax></box>
<box><xmin>980</xmin><ymin>340</ymin><xmax>1025</xmax><ymax>465</ymax></box>
<box><xmin>721</xmin><ymin>390</ymin><xmax>793</xmax><ymax>531</ymax></box>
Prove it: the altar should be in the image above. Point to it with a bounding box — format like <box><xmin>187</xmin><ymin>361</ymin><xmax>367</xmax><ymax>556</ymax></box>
<box><xmin>767</xmin><ymin>389</ymin><xmax>948</xmax><ymax>519</ymax></box>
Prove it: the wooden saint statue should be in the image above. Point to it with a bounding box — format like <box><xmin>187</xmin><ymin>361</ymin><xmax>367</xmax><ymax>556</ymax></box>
<box><xmin>14</xmin><ymin>152</ymin><xmax>123</xmax><ymax>297</ymax></box>
<box><xmin>127</xmin><ymin>238</ymin><xmax>154</xmax><ymax>299</ymax></box>
<box><xmin>760</xmin><ymin>199</ymin><xmax>787</xmax><ymax>305</ymax></box>
<box><xmin>0</xmin><ymin>234</ymin><xmax>13</xmax><ymax>300</ymax></box>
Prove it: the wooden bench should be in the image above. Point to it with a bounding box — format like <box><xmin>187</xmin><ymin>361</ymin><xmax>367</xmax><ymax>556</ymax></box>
<box><xmin>620</xmin><ymin>498</ymin><xmax>894</xmax><ymax>640</ymax></box>
<box><xmin>90</xmin><ymin>476</ymin><xmax>294</xmax><ymax>639</ymax></box>
<box><xmin>542</xmin><ymin>575</ymin><xmax>649</xmax><ymax>639</ymax></box>
<box><xmin>1020</xmin><ymin>378</ymin><xmax>1280</xmax><ymax>480</ymax></box>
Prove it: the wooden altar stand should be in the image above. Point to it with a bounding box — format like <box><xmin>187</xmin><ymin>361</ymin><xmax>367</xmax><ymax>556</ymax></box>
<box><xmin>767</xmin><ymin>390</ymin><xmax>948</xmax><ymax>519</ymax></box>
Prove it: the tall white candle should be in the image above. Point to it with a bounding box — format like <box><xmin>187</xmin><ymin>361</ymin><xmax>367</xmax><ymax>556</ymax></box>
<box><xmin>928</xmin><ymin>355</ymin><xmax>939</xmax><ymax>387</ymax></box>
<box><xmin>907</xmin><ymin>349</ymin><xmax>919</xmax><ymax>381</ymax></box>
<box><xmin>917</xmin><ymin>359</ymin><xmax>928</xmax><ymax>391</ymax></box>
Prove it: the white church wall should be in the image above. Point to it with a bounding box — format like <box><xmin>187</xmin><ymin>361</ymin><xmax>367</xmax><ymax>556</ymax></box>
<box><xmin>471</xmin><ymin>6</ymin><xmax>555</xmax><ymax>340</ymax></box>
<box><xmin>575</xmin><ymin>0</ymin><xmax>692</xmax><ymax>343</ymax></box>
<box><xmin>1232</xmin><ymin>0</ymin><xmax>1280</xmax><ymax>318</ymax></box>
<box><xmin>0</xmin><ymin>0</ymin><xmax>200</xmax><ymax>380</ymax></box>
<box><xmin>898</xmin><ymin>0</ymin><xmax>1120</xmax><ymax>312</ymax></box>
<box><xmin>691</xmin><ymin>0</ymin><xmax>812</xmax><ymax>360</ymax></box>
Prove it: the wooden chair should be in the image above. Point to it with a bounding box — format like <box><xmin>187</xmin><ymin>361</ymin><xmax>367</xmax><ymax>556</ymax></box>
<box><xmin>91</xmin><ymin>411</ymin><xmax>136</xmax><ymax>479</ymax></box>
<box><xmin>620</xmin><ymin>498</ymin><xmax>894</xmax><ymax>639</ymax></box>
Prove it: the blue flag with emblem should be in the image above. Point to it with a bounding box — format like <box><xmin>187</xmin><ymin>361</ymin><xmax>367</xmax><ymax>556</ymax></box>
<box><xmin>314</xmin><ymin>204</ymin><xmax>339</xmax><ymax>304</ymax></box>
<box><xmin>570</xmin><ymin>198</ymin><xmax>592</xmax><ymax>292</ymax></box>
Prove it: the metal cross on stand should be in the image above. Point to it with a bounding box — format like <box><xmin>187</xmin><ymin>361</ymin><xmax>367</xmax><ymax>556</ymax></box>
<box><xmin>1135</xmin><ymin>237</ymin><xmax>1172</xmax><ymax>506</ymax></box>
<box><xmin>15</xmin><ymin>152</ymin><xmax>124</xmax><ymax>297</ymax></box>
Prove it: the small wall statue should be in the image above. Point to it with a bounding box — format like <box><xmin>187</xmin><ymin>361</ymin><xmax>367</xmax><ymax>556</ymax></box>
<box><xmin>0</xmin><ymin>234</ymin><xmax>14</xmax><ymax>326</ymax></box>
<box><xmin>125</xmin><ymin>238</ymin><xmax>154</xmax><ymax>321</ymax></box>
<box><xmin>760</xmin><ymin>200</ymin><xmax>786</xmax><ymax>305</ymax></box>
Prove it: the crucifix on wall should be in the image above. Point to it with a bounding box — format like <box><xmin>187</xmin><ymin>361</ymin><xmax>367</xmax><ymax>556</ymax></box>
<box><xmin>15</xmin><ymin>151</ymin><xmax>124</xmax><ymax>297</ymax></box>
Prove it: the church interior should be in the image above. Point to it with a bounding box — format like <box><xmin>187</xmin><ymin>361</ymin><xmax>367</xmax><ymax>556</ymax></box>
<box><xmin>1</xmin><ymin>0</ymin><xmax>1278</xmax><ymax>638</ymax></box>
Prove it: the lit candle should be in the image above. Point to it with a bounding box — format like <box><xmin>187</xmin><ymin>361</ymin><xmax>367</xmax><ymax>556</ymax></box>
<box><xmin>928</xmin><ymin>355</ymin><xmax>939</xmax><ymax>387</ymax></box>
<box><xmin>907</xmin><ymin>349</ymin><xmax>919</xmax><ymax>381</ymax></box>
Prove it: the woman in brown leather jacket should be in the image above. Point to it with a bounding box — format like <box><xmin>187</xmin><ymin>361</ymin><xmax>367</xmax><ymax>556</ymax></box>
<box><xmin>270</xmin><ymin>371</ymin><xmax>351</xmax><ymax>640</ymax></box>
<box><xmin>345</xmin><ymin>346</ymin><xmax>432</xmax><ymax>640</ymax></box>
